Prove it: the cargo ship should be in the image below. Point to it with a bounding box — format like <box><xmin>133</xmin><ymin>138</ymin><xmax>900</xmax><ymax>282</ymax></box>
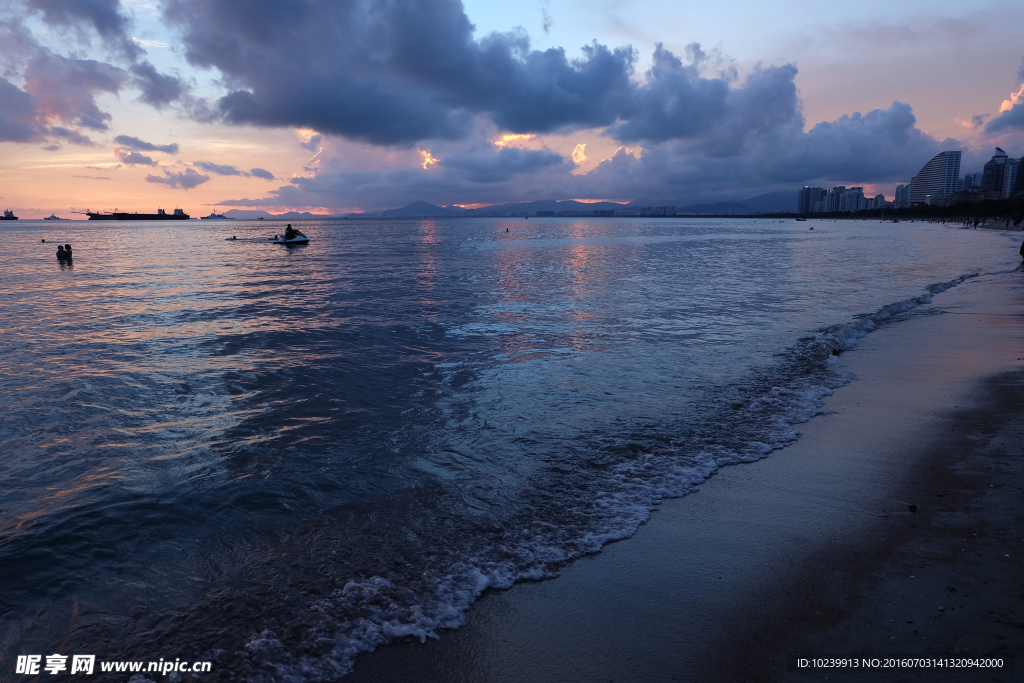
<box><xmin>2</xmin><ymin>209</ymin><xmax>18</xmax><ymax>220</ymax></box>
<box><xmin>84</xmin><ymin>208</ymin><xmax>190</xmax><ymax>220</ymax></box>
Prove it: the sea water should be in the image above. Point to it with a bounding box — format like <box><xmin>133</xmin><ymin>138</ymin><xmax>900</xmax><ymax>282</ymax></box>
<box><xmin>0</xmin><ymin>217</ymin><xmax>1020</xmax><ymax>679</ymax></box>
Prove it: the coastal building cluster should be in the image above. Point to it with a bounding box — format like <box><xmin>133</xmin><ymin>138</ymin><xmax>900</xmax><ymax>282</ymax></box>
<box><xmin>924</xmin><ymin>147</ymin><xmax>1021</xmax><ymax>207</ymax></box>
<box><xmin>798</xmin><ymin>147</ymin><xmax>1022</xmax><ymax>213</ymax></box>
<box><xmin>797</xmin><ymin>186</ymin><xmax>888</xmax><ymax>214</ymax></box>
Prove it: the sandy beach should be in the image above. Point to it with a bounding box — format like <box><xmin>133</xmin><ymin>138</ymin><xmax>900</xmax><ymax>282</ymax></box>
<box><xmin>342</xmin><ymin>264</ymin><xmax>1024</xmax><ymax>682</ymax></box>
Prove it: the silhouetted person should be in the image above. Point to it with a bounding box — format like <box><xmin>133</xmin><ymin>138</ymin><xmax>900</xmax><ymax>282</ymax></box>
<box><xmin>56</xmin><ymin>245</ymin><xmax>69</xmax><ymax>259</ymax></box>
<box><xmin>64</xmin><ymin>244</ymin><xmax>72</xmax><ymax>257</ymax></box>
<box><xmin>1020</xmin><ymin>241</ymin><xmax>1023</xmax><ymax>260</ymax></box>
<box><xmin>283</xmin><ymin>224</ymin><xmax>306</xmax><ymax>240</ymax></box>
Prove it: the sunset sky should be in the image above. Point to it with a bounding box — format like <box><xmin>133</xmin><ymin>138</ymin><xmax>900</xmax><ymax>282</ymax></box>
<box><xmin>2</xmin><ymin>0</ymin><xmax>1023</xmax><ymax>217</ymax></box>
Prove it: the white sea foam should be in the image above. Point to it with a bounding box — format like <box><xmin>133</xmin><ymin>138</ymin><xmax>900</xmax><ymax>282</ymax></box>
<box><xmin>239</xmin><ymin>274</ymin><xmax>976</xmax><ymax>681</ymax></box>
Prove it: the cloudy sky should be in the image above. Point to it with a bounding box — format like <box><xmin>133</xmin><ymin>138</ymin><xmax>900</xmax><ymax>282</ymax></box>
<box><xmin>2</xmin><ymin>0</ymin><xmax>1023</xmax><ymax>216</ymax></box>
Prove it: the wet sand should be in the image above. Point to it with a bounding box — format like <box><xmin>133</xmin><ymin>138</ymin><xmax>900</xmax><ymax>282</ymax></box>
<box><xmin>344</xmin><ymin>267</ymin><xmax>1024</xmax><ymax>683</ymax></box>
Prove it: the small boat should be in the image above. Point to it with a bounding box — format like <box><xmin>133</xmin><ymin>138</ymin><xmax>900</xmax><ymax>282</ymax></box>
<box><xmin>44</xmin><ymin>214</ymin><xmax>64</xmax><ymax>220</ymax></box>
<box><xmin>795</xmin><ymin>217</ymin><xmax>807</xmax><ymax>221</ymax></box>
<box><xmin>1</xmin><ymin>209</ymin><xmax>18</xmax><ymax>220</ymax></box>
<box><xmin>272</xmin><ymin>236</ymin><xmax>310</xmax><ymax>244</ymax></box>
<box><xmin>201</xmin><ymin>212</ymin><xmax>234</xmax><ymax>220</ymax></box>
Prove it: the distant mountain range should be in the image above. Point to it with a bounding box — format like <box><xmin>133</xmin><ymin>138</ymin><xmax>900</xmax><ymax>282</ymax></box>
<box><xmin>221</xmin><ymin>209</ymin><xmax>348</xmax><ymax>220</ymax></box>
<box><xmin>221</xmin><ymin>191</ymin><xmax>796</xmax><ymax>220</ymax></box>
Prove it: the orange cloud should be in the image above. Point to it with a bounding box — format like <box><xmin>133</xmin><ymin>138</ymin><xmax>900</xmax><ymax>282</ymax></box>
<box><xmin>420</xmin><ymin>149</ymin><xmax>438</xmax><ymax>169</ymax></box>
<box><xmin>999</xmin><ymin>84</ymin><xmax>1024</xmax><ymax>113</ymax></box>
<box><xmin>571</xmin><ymin>143</ymin><xmax>588</xmax><ymax>165</ymax></box>
<box><xmin>493</xmin><ymin>133</ymin><xmax>535</xmax><ymax>149</ymax></box>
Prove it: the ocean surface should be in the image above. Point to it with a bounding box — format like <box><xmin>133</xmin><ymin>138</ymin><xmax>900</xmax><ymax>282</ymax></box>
<box><xmin>1</xmin><ymin>217</ymin><xmax>1021</xmax><ymax>680</ymax></box>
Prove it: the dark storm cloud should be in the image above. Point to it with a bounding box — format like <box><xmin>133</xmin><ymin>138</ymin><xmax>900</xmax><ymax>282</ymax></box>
<box><xmin>145</xmin><ymin>168</ymin><xmax>210</xmax><ymax>189</ymax></box>
<box><xmin>607</xmin><ymin>55</ymin><xmax>801</xmax><ymax>161</ymax></box>
<box><xmin>786</xmin><ymin>101</ymin><xmax>947</xmax><ymax>181</ymax></box>
<box><xmin>115</xmin><ymin>147</ymin><xmax>157</xmax><ymax>165</ymax></box>
<box><xmin>194</xmin><ymin>160</ymin><xmax>244</xmax><ymax>176</ymax></box>
<box><xmin>163</xmin><ymin>0</ymin><xmax>815</xmax><ymax>157</ymax></box>
<box><xmin>217</xmin><ymin>100</ymin><xmax>951</xmax><ymax>211</ymax></box>
<box><xmin>580</xmin><ymin>101</ymin><xmax>949</xmax><ymax>198</ymax></box>
<box><xmin>114</xmin><ymin>135</ymin><xmax>179</xmax><ymax>154</ymax></box>
<box><xmin>27</xmin><ymin>0</ymin><xmax>141</xmax><ymax>59</ymax></box>
<box><xmin>0</xmin><ymin>77</ymin><xmax>41</xmax><ymax>143</ymax></box>
<box><xmin>440</xmin><ymin>145</ymin><xmax>565</xmax><ymax>182</ymax></box>
<box><xmin>23</xmin><ymin>52</ymin><xmax>126</xmax><ymax>131</ymax></box>
<box><xmin>604</xmin><ymin>44</ymin><xmax>730</xmax><ymax>143</ymax></box>
<box><xmin>216</xmin><ymin>164</ymin><xmax>505</xmax><ymax>209</ymax></box>
<box><xmin>192</xmin><ymin>161</ymin><xmax>275</xmax><ymax>179</ymax></box>
<box><xmin>0</xmin><ymin>13</ymin><xmax>184</xmax><ymax>148</ymax></box>
<box><xmin>163</xmin><ymin>0</ymin><xmax>637</xmax><ymax>144</ymax></box>
<box><xmin>48</xmin><ymin>126</ymin><xmax>96</xmax><ymax>145</ymax></box>
<box><xmin>0</xmin><ymin>73</ymin><xmax>103</xmax><ymax>146</ymax></box>
<box><xmin>130</xmin><ymin>61</ymin><xmax>186</xmax><ymax>108</ymax></box>
<box><xmin>986</xmin><ymin>102</ymin><xmax>1024</xmax><ymax>132</ymax></box>
<box><xmin>299</xmin><ymin>134</ymin><xmax>322</xmax><ymax>152</ymax></box>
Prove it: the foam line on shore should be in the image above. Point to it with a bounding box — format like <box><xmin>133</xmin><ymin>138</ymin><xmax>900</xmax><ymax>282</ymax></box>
<box><xmin>236</xmin><ymin>273</ymin><xmax>983</xmax><ymax>682</ymax></box>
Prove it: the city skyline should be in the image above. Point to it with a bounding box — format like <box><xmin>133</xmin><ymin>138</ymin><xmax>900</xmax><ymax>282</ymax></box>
<box><xmin>795</xmin><ymin>145</ymin><xmax>1021</xmax><ymax>213</ymax></box>
<box><xmin>1</xmin><ymin>0</ymin><xmax>1024</xmax><ymax>217</ymax></box>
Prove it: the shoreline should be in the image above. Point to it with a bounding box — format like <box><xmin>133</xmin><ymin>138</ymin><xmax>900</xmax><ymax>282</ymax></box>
<box><xmin>699</xmin><ymin>370</ymin><xmax>1024</xmax><ymax>683</ymax></box>
<box><xmin>343</xmin><ymin>268</ymin><xmax>1024</xmax><ymax>682</ymax></box>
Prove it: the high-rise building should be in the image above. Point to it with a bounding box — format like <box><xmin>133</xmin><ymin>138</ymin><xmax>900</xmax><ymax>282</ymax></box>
<box><xmin>963</xmin><ymin>172</ymin><xmax>979</xmax><ymax>189</ymax></box>
<box><xmin>979</xmin><ymin>148</ymin><xmax>1021</xmax><ymax>198</ymax></box>
<box><xmin>908</xmin><ymin>151</ymin><xmax>962</xmax><ymax>206</ymax></box>
<box><xmin>830</xmin><ymin>186</ymin><xmax>847</xmax><ymax>213</ymax></box>
<box><xmin>808</xmin><ymin>187</ymin><xmax>826</xmax><ymax>213</ymax></box>
<box><xmin>894</xmin><ymin>184</ymin><xmax>910</xmax><ymax>208</ymax></box>
<box><xmin>843</xmin><ymin>187</ymin><xmax>865</xmax><ymax>212</ymax></box>
<box><xmin>981</xmin><ymin>148</ymin><xmax>1010</xmax><ymax>195</ymax></box>
<box><xmin>1002</xmin><ymin>159</ymin><xmax>1021</xmax><ymax>199</ymax></box>
<box><xmin>797</xmin><ymin>186</ymin><xmax>811</xmax><ymax>214</ymax></box>
<box><xmin>797</xmin><ymin>186</ymin><xmax>827</xmax><ymax>213</ymax></box>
